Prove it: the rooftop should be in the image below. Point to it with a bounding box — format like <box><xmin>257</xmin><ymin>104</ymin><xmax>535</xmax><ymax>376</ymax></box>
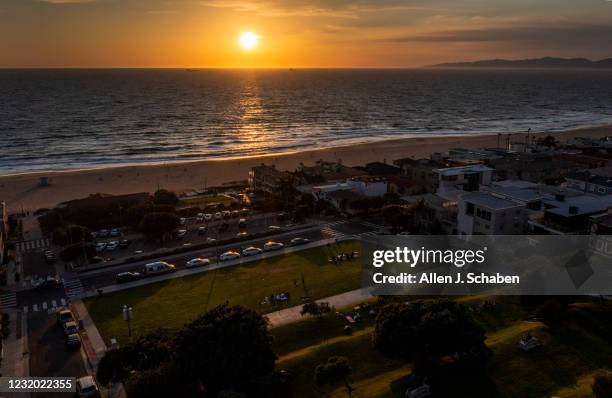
<box><xmin>461</xmin><ymin>192</ymin><xmax>523</xmax><ymax>211</ymax></box>
<box><xmin>435</xmin><ymin>164</ymin><xmax>494</xmax><ymax>177</ymax></box>
<box><xmin>544</xmin><ymin>194</ymin><xmax>612</xmax><ymax>217</ymax></box>
<box><xmin>483</xmin><ymin>186</ymin><xmax>543</xmax><ymax>202</ymax></box>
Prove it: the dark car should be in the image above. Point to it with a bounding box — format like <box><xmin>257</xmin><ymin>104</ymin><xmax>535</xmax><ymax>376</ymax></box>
<box><xmin>66</xmin><ymin>333</ymin><xmax>82</xmax><ymax>349</ymax></box>
<box><xmin>115</xmin><ymin>272</ymin><xmax>142</xmax><ymax>283</ymax></box>
<box><xmin>35</xmin><ymin>276</ymin><xmax>59</xmax><ymax>290</ymax></box>
<box><xmin>57</xmin><ymin>309</ymin><xmax>75</xmax><ymax>327</ymax></box>
<box><xmin>119</xmin><ymin>239</ymin><xmax>132</xmax><ymax>248</ymax></box>
<box><xmin>89</xmin><ymin>256</ymin><xmax>104</xmax><ymax>264</ymax></box>
<box><xmin>198</xmin><ymin>226</ymin><xmax>207</xmax><ymax>236</ymax></box>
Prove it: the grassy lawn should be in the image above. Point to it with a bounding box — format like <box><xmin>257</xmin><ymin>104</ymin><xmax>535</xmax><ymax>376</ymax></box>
<box><xmin>270</xmin><ymin>297</ymin><xmax>612</xmax><ymax>398</ymax></box>
<box><xmin>180</xmin><ymin>195</ymin><xmax>232</xmax><ymax>207</ymax></box>
<box><xmin>85</xmin><ymin>241</ymin><xmax>361</xmax><ymax>343</ymax></box>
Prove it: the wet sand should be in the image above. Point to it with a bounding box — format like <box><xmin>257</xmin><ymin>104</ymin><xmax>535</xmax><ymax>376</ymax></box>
<box><xmin>1</xmin><ymin>125</ymin><xmax>610</xmax><ymax>211</ymax></box>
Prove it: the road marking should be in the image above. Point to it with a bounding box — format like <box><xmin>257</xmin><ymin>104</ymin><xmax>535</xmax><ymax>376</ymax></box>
<box><xmin>33</xmin><ymin>304</ymin><xmax>38</xmax><ymax>312</ymax></box>
<box><xmin>61</xmin><ymin>298</ymin><xmax>66</xmax><ymax>306</ymax></box>
<box><xmin>42</xmin><ymin>301</ymin><xmax>48</xmax><ymax>310</ymax></box>
<box><xmin>51</xmin><ymin>299</ymin><xmax>57</xmax><ymax>307</ymax></box>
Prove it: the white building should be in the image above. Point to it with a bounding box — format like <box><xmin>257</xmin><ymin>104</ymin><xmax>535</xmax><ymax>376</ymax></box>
<box><xmin>458</xmin><ymin>192</ymin><xmax>526</xmax><ymax>235</ymax></box>
<box><xmin>312</xmin><ymin>176</ymin><xmax>387</xmax><ymax>200</ymax></box>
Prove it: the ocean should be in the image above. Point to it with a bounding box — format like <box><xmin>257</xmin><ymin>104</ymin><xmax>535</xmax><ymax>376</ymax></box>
<box><xmin>1</xmin><ymin>68</ymin><xmax>612</xmax><ymax>175</ymax></box>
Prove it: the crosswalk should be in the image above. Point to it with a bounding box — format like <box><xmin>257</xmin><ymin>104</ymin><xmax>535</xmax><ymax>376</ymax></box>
<box><xmin>321</xmin><ymin>220</ymin><xmax>386</xmax><ymax>240</ymax></box>
<box><xmin>15</xmin><ymin>238</ymin><xmax>50</xmax><ymax>252</ymax></box>
<box><xmin>321</xmin><ymin>220</ymin><xmax>349</xmax><ymax>239</ymax></box>
<box><xmin>0</xmin><ymin>292</ymin><xmax>17</xmax><ymax>309</ymax></box>
<box><xmin>23</xmin><ymin>297</ymin><xmax>68</xmax><ymax>314</ymax></box>
<box><xmin>62</xmin><ymin>276</ymin><xmax>84</xmax><ymax>299</ymax></box>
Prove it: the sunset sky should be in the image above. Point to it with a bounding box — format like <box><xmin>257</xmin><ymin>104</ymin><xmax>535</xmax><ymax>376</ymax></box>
<box><xmin>1</xmin><ymin>0</ymin><xmax>611</xmax><ymax>68</ymax></box>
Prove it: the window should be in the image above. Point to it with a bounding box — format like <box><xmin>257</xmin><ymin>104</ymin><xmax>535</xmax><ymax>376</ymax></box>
<box><xmin>476</xmin><ymin>208</ymin><xmax>492</xmax><ymax>221</ymax></box>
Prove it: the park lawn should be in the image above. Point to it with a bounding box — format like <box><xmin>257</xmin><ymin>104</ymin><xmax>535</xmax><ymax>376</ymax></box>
<box><xmin>85</xmin><ymin>241</ymin><xmax>361</xmax><ymax>343</ymax></box>
<box><xmin>272</xmin><ymin>297</ymin><xmax>612</xmax><ymax>398</ymax></box>
<box><xmin>180</xmin><ymin>195</ymin><xmax>232</xmax><ymax>207</ymax></box>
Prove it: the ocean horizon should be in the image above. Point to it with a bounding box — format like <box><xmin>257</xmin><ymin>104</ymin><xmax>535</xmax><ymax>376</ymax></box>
<box><xmin>2</xmin><ymin>68</ymin><xmax>612</xmax><ymax>175</ymax></box>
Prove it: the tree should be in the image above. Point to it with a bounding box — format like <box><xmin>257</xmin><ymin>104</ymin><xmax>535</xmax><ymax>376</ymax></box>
<box><xmin>373</xmin><ymin>301</ymin><xmax>491</xmax><ymax>378</ymax></box>
<box><xmin>153</xmin><ymin>189</ymin><xmax>179</xmax><ymax>207</ymax></box>
<box><xmin>593</xmin><ymin>374</ymin><xmax>612</xmax><ymax>398</ymax></box>
<box><xmin>52</xmin><ymin>224</ymin><xmax>92</xmax><ymax>246</ymax></box>
<box><xmin>536</xmin><ymin>135</ymin><xmax>559</xmax><ymax>148</ymax></box>
<box><xmin>382</xmin><ymin>205</ymin><xmax>406</xmax><ymax>233</ymax></box>
<box><xmin>139</xmin><ymin>212</ymin><xmax>180</xmax><ymax>241</ymax></box>
<box><xmin>301</xmin><ymin>301</ymin><xmax>331</xmax><ymax>319</ymax></box>
<box><xmin>314</xmin><ymin>356</ymin><xmax>355</xmax><ymax>397</ymax></box>
<box><xmin>174</xmin><ymin>304</ymin><xmax>276</xmax><ymax>396</ymax></box>
<box><xmin>59</xmin><ymin>242</ymin><xmax>95</xmax><ymax>262</ymax></box>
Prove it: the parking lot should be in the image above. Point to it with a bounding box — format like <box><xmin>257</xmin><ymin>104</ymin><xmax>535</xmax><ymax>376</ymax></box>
<box><xmin>27</xmin><ymin>311</ymin><xmax>87</xmax><ymax>398</ymax></box>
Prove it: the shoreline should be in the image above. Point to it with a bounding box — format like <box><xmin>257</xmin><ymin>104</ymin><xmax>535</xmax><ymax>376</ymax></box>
<box><xmin>2</xmin><ymin>124</ymin><xmax>611</xmax><ymax>211</ymax></box>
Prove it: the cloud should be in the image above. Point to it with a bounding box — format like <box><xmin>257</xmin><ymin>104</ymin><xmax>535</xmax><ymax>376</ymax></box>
<box><xmin>387</xmin><ymin>24</ymin><xmax>612</xmax><ymax>45</ymax></box>
<box><xmin>38</xmin><ymin>0</ymin><xmax>97</xmax><ymax>3</ymax></box>
<box><xmin>199</xmin><ymin>0</ymin><xmax>434</xmax><ymax>18</ymax></box>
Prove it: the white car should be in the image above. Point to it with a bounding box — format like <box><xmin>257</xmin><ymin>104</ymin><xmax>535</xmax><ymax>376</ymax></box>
<box><xmin>204</xmin><ymin>213</ymin><xmax>213</xmax><ymax>221</ymax></box>
<box><xmin>176</xmin><ymin>229</ymin><xmax>187</xmax><ymax>238</ymax></box>
<box><xmin>206</xmin><ymin>237</ymin><xmax>217</xmax><ymax>244</ymax></box>
<box><xmin>186</xmin><ymin>258</ymin><xmax>211</xmax><ymax>268</ymax></box>
<box><xmin>105</xmin><ymin>241</ymin><xmax>119</xmax><ymax>251</ymax></box>
<box><xmin>214</xmin><ymin>212</ymin><xmax>223</xmax><ymax>220</ymax></box>
<box><xmin>268</xmin><ymin>225</ymin><xmax>281</xmax><ymax>231</ymax></box>
<box><xmin>196</xmin><ymin>213</ymin><xmax>204</xmax><ymax>223</ymax></box>
<box><xmin>242</xmin><ymin>247</ymin><xmax>262</xmax><ymax>256</ymax></box>
<box><xmin>219</xmin><ymin>251</ymin><xmax>241</xmax><ymax>262</ymax></box>
<box><xmin>95</xmin><ymin>242</ymin><xmax>107</xmax><ymax>253</ymax></box>
<box><xmin>179</xmin><ymin>217</ymin><xmax>187</xmax><ymax>225</ymax></box>
<box><xmin>236</xmin><ymin>231</ymin><xmax>248</xmax><ymax>238</ymax></box>
<box><xmin>264</xmin><ymin>241</ymin><xmax>284</xmax><ymax>251</ymax></box>
<box><xmin>75</xmin><ymin>376</ymin><xmax>100</xmax><ymax>398</ymax></box>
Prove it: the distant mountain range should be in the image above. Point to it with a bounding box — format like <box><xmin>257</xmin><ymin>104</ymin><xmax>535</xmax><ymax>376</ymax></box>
<box><xmin>431</xmin><ymin>57</ymin><xmax>612</xmax><ymax>69</ymax></box>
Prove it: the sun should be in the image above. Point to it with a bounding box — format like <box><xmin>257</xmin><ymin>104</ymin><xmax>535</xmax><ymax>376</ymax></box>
<box><xmin>239</xmin><ymin>32</ymin><xmax>259</xmax><ymax>50</ymax></box>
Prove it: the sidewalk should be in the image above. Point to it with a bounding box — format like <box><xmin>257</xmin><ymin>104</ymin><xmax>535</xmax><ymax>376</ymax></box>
<box><xmin>265</xmin><ymin>287</ymin><xmax>374</xmax><ymax>328</ymax></box>
<box><xmin>71</xmin><ymin>300</ymin><xmax>127</xmax><ymax>398</ymax></box>
<box><xmin>0</xmin><ymin>310</ymin><xmax>30</xmax><ymax>380</ymax></box>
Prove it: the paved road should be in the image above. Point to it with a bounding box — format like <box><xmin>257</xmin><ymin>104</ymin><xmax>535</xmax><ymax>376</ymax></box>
<box><xmin>27</xmin><ymin>311</ymin><xmax>87</xmax><ymax>398</ymax></box>
<box><xmin>14</xmin><ymin>218</ymin><xmax>384</xmax><ymax>313</ymax></box>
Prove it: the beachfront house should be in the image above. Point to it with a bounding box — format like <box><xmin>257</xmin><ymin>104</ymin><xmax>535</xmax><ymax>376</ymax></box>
<box><xmin>565</xmin><ymin>167</ymin><xmax>612</xmax><ymax>196</ymax></box>
<box><xmin>434</xmin><ymin>164</ymin><xmax>494</xmax><ymax>194</ymax></box>
<box><xmin>457</xmin><ymin>192</ymin><xmax>527</xmax><ymax>235</ymax></box>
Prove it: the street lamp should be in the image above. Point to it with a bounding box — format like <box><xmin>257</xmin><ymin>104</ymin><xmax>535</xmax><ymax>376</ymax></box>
<box><xmin>122</xmin><ymin>305</ymin><xmax>133</xmax><ymax>338</ymax></box>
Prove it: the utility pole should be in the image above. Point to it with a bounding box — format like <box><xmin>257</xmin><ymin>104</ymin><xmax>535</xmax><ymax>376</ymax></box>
<box><xmin>122</xmin><ymin>305</ymin><xmax>133</xmax><ymax>338</ymax></box>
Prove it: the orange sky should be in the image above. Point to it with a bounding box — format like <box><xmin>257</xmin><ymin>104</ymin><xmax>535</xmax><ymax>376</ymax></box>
<box><xmin>1</xmin><ymin>0</ymin><xmax>611</xmax><ymax>68</ymax></box>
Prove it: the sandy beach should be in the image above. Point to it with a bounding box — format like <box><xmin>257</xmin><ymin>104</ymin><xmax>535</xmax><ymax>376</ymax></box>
<box><xmin>1</xmin><ymin>125</ymin><xmax>611</xmax><ymax>211</ymax></box>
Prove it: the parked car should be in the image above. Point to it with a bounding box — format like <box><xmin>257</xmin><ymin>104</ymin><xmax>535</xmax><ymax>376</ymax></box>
<box><xmin>89</xmin><ymin>256</ymin><xmax>104</xmax><ymax>264</ymax></box>
<box><xmin>204</xmin><ymin>213</ymin><xmax>213</xmax><ymax>222</ymax></box>
<box><xmin>35</xmin><ymin>276</ymin><xmax>59</xmax><ymax>290</ymax></box>
<box><xmin>219</xmin><ymin>251</ymin><xmax>241</xmax><ymax>262</ymax></box>
<box><xmin>119</xmin><ymin>239</ymin><xmax>132</xmax><ymax>248</ymax></box>
<box><xmin>57</xmin><ymin>309</ymin><xmax>75</xmax><ymax>327</ymax></box>
<box><xmin>268</xmin><ymin>225</ymin><xmax>281</xmax><ymax>231</ymax></box>
<box><xmin>198</xmin><ymin>226</ymin><xmax>207</xmax><ymax>235</ymax></box>
<box><xmin>290</xmin><ymin>237</ymin><xmax>310</xmax><ymax>246</ymax></box>
<box><xmin>240</xmin><ymin>208</ymin><xmax>250</xmax><ymax>217</ymax></box>
<box><xmin>143</xmin><ymin>261</ymin><xmax>176</xmax><ymax>275</ymax></box>
<box><xmin>231</xmin><ymin>210</ymin><xmax>240</xmax><ymax>218</ymax></box>
<box><xmin>206</xmin><ymin>237</ymin><xmax>217</xmax><ymax>244</ymax></box>
<box><xmin>222</xmin><ymin>210</ymin><xmax>231</xmax><ymax>219</ymax></box>
<box><xmin>264</xmin><ymin>241</ymin><xmax>284</xmax><ymax>251</ymax></box>
<box><xmin>196</xmin><ymin>213</ymin><xmax>205</xmax><ymax>223</ymax></box>
<box><xmin>116</xmin><ymin>271</ymin><xmax>142</xmax><ymax>283</ymax></box>
<box><xmin>63</xmin><ymin>321</ymin><xmax>79</xmax><ymax>336</ymax></box>
<box><xmin>186</xmin><ymin>258</ymin><xmax>211</xmax><ymax>268</ymax></box>
<box><xmin>179</xmin><ymin>217</ymin><xmax>187</xmax><ymax>225</ymax></box>
<box><xmin>236</xmin><ymin>231</ymin><xmax>248</xmax><ymax>238</ymax></box>
<box><xmin>176</xmin><ymin>229</ymin><xmax>187</xmax><ymax>239</ymax></box>
<box><xmin>44</xmin><ymin>250</ymin><xmax>56</xmax><ymax>263</ymax></box>
<box><xmin>214</xmin><ymin>212</ymin><xmax>222</xmax><ymax>220</ymax></box>
<box><xmin>95</xmin><ymin>242</ymin><xmax>107</xmax><ymax>253</ymax></box>
<box><xmin>75</xmin><ymin>376</ymin><xmax>101</xmax><ymax>398</ymax></box>
<box><xmin>105</xmin><ymin>241</ymin><xmax>119</xmax><ymax>251</ymax></box>
<box><xmin>242</xmin><ymin>246</ymin><xmax>262</xmax><ymax>256</ymax></box>
<box><xmin>98</xmin><ymin>229</ymin><xmax>109</xmax><ymax>238</ymax></box>
<box><xmin>109</xmin><ymin>228</ymin><xmax>121</xmax><ymax>237</ymax></box>
<box><xmin>66</xmin><ymin>333</ymin><xmax>82</xmax><ymax>349</ymax></box>
<box><xmin>238</xmin><ymin>218</ymin><xmax>247</xmax><ymax>229</ymax></box>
